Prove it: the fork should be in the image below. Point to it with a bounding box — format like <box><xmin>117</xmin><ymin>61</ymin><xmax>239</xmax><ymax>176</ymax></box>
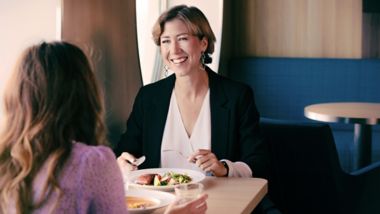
<box><xmin>132</xmin><ymin>155</ymin><xmax>146</xmax><ymax>166</ymax></box>
<box><xmin>163</xmin><ymin>149</ymin><xmax>213</xmax><ymax>176</ymax></box>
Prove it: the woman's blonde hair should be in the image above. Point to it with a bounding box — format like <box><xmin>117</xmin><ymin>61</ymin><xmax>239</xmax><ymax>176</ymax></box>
<box><xmin>152</xmin><ymin>5</ymin><xmax>216</xmax><ymax>64</ymax></box>
<box><xmin>0</xmin><ymin>41</ymin><xmax>107</xmax><ymax>213</ymax></box>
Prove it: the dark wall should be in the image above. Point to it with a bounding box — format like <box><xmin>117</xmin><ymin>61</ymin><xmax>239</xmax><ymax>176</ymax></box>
<box><xmin>62</xmin><ymin>0</ymin><xmax>142</xmax><ymax>146</ymax></box>
<box><xmin>364</xmin><ymin>0</ymin><xmax>380</xmax><ymax>13</ymax></box>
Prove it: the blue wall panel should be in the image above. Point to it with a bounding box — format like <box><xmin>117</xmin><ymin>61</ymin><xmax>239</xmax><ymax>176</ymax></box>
<box><xmin>228</xmin><ymin>57</ymin><xmax>380</xmax><ymax>171</ymax></box>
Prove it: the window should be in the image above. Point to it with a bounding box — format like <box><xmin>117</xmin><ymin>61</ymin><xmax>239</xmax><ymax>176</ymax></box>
<box><xmin>0</xmin><ymin>0</ymin><xmax>60</xmax><ymax>119</ymax></box>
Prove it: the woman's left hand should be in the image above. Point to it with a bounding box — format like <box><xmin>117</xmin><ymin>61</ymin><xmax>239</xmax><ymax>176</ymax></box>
<box><xmin>188</xmin><ymin>149</ymin><xmax>227</xmax><ymax>177</ymax></box>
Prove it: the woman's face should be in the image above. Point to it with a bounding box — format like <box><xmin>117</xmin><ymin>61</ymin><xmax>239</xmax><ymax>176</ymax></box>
<box><xmin>160</xmin><ymin>18</ymin><xmax>208</xmax><ymax>77</ymax></box>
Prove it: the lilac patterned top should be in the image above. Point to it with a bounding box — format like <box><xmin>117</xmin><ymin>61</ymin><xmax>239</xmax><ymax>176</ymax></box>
<box><xmin>32</xmin><ymin>142</ymin><xmax>128</xmax><ymax>214</ymax></box>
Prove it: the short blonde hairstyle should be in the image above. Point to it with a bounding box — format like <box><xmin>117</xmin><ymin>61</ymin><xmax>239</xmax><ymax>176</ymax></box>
<box><xmin>152</xmin><ymin>5</ymin><xmax>216</xmax><ymax>64</ymax></box>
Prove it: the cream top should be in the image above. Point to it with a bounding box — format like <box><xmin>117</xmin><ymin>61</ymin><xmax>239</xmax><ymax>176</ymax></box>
<box><xmin>160</xmin><ymin>89</ymin><xmax>252</xmax><ymax>177</ymax></box>
<box><xmin>161</xmin><ymin>90</ymin><xmax>211</xmax><ymax>173</ymax></box>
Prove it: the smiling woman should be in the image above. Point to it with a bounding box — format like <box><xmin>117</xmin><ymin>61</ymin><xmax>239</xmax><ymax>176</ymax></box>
<box><xmin>136</xmin><ymin>0</ymin><xmax>223</xmax><ymax>85</ymax></box>
<box><xmin>115</xmin><ymin>4</ymin><xmax>268</xmax><ymax>181</ymax></box>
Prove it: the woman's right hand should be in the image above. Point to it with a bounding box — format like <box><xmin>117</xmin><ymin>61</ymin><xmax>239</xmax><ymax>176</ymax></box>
<box><xmin>117</xmin><ymin>152</ymin><xmax>138</xmax><ymax>174</ymax></box>
<box><xmin>164</xmin><ymin>193</ymin><xmax>208</xmax><ymax>214</ymax></box>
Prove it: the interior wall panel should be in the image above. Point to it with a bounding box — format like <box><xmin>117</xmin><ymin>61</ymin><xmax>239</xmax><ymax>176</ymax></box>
<box><xmin>231</xmin><ymin>0</ymin><xmax>362</xmax><ymax>58</ymax></box>
<box><xmin>62</xmin><ymin>0</ymin><xmax>142</xmax><ymax>145</ymax></box>
<box><xmin>362</xmin><ymin>13</ymin><xmax>380</xmax><ymax>58</ymax></box>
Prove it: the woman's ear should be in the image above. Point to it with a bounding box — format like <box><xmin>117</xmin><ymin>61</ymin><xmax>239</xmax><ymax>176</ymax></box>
<box><xmin>201</xmin><ymin>37</ymin><xmax>208</xmax><ymax>52</ymax></box>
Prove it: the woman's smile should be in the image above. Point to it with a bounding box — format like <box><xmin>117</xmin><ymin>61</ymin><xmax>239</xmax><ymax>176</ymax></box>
<box><xmin>170</xmin><ymin>56</ymin><xmax>188</xmax><ymax>64</ymax></box>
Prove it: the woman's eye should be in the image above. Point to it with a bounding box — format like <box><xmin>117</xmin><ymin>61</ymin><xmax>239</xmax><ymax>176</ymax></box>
<box><xmin>161</xmin><ymin>40</ymin><xmax>170</xmax><ymax>44</ymax></box>
<box><xmin>178</xmin><ymin>37</ymin><xmax>188</xmax><ymax>41</ymax></box>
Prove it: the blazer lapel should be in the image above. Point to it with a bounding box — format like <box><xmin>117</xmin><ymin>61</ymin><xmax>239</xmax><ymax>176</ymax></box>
<box><xmin>145</xmin><ymin>75</ymin><xmax>175</xmax><ymax>167</ymax></box>
<box><xmin>208</xmin><ymin>69</ymin><xmax>230</xmax><ymax>159</ymax></box>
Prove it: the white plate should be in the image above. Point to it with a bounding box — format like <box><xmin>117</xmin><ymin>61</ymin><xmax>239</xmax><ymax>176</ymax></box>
<box><xmin>126</xmin><ymin>189</ymin><xmax>175</xmax><ymax>214</ymax></box>
<box><xmin>127</xmin><ymin>168</ymin><xmax>206</xmax><ymax>191</ymax></box>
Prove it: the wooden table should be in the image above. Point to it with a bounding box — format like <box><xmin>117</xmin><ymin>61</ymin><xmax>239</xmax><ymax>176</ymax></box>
<box><xmin>151</xmin><ymin>177</ymin><xmax>268</xmax><ymax>214</ymax></box>
<box><xmin>304</xmin><ymin>102</ymin><xmax>380</xmax><ymax>170</ymax></box>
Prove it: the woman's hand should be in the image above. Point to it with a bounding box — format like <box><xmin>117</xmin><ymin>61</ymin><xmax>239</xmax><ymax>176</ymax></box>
<box><xmin>116</xmin><ymin>152</ymin><xmax>138</xmax><ymax>174</ymax></box>
<box><xmin>164</xmin><ymin>193</ymin><xmax>208</xmax><ymax>214</ymax></box>
<box><xmin>188</xmin><ymin>149</ymin><xmax>227</xmax><ymax>177</ymax></box>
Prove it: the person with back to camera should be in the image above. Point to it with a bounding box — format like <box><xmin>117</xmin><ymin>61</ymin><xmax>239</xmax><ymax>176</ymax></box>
<box><xmin>0</xmin><ymin>41</ymin><xmax>207</xmax><ymax>214</ymax></box>
<box><xmin>115</xmin><ymin>5</ymin><xmax>268</xmax><ymax>179</ymax></box>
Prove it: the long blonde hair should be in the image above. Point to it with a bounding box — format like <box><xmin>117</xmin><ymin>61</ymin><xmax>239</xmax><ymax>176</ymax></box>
<box><xmin>0</xmin><ymin>41</ymin><xmax>107</xmax><ymax>213</ymax></box>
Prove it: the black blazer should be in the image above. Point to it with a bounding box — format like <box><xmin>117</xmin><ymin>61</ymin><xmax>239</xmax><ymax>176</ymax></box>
<box><xmin>114</xmin><ymin>67</ymin><xmax>268</xmax><ymax>177</ymax></box>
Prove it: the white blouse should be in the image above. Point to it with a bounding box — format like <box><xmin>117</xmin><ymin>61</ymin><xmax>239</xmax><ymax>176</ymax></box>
<box><xmin>161</xmin><ymin>90</ymin><xmax>211</xmax><ymax>173</ymax></box>
<box><xmin>160</xmin><ymin>89</ymin><xmax>252</xmax><ymax>177</ymax></box>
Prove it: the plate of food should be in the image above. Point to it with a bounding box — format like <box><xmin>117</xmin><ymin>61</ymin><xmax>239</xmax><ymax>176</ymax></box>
<box><xmin>125</xmin><ymin>189</ymin><xmax>175</xmax><ymax>214</ymax></box>
<box><xmin>127</xmin><ymin>168</ymin><xmax>205</xmax><ymax>191</ymax></box>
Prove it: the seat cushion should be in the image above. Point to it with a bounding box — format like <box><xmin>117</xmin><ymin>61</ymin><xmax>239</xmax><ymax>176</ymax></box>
<box><xmin>260</xmin><ymin>118</ymin><xmax>342</xmax><ymax>214</ymax></box>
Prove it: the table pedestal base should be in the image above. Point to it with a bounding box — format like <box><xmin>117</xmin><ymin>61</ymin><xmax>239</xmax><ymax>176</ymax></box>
<box><xmin>353</xmin><ymin>124</ymin><xmax>372</xmax><ymax>170</ymax></box>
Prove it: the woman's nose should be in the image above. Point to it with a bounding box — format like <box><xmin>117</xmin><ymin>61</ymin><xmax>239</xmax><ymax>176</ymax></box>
<box><xmin>169</xmin><ymin>41</ymin><xmax>181</xmax><ymax>53</ymax></box>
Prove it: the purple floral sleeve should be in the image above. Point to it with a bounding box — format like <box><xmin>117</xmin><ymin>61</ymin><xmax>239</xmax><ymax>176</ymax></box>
<box><xmin>77</xmin><ymin>145</ymin><xmax>128</xmax><ymax>213</ymax></box>
<box><xmin>32</xmin><ymin>143</ymin><xmax>128</xmax><ymax>214</ymax></box>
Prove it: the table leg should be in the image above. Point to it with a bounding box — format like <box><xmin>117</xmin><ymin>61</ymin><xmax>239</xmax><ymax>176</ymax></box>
<box><xmin>353</xmin><ymin>124</ymin><xmax>372</xmax><ymax>170</ymax></box>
